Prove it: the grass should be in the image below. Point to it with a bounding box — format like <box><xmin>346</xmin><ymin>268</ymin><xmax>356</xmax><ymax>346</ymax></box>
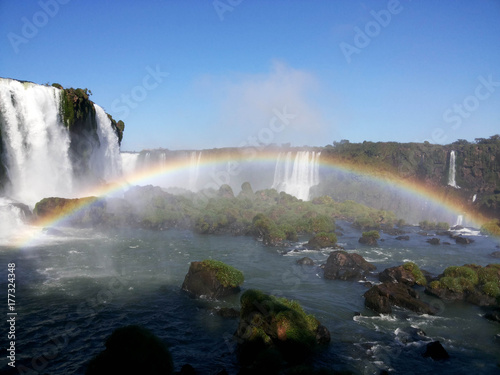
<box><xmin>201</xmin><ymin>259</ymin><xmax>244</xmax><ymax>288</ymax></box>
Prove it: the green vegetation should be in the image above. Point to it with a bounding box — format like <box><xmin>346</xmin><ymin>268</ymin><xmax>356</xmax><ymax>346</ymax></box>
<box><xmin>239</xmin><ymin>289</ymin><xmax>320</xmax><ymax>350</ymax></box>
<box><xmin>361</xmin><ymin>230</ymin><xmax>380</xmax><ymax>240</ymax></box>
<box><xmin>480</xmin><ymin>219</ymin><xmax>500</xmax><ymax>236</ymax></box>
<box><xmin>200</xmin><ymin>259</ymin><xmax>244</xmax><ymax>288</ymax></box>
<box><xmin>307</xmin><ymin>232</ymin><xmax>337</xmax><ymax>249</ymax></box>
<box><xmin>403</xmin><ymin>262</ymin><xmax>427</xmax><ymax>286</ymax></box>
<box><xmin>429</xmin><ymin>264</ymin><xmax>500</xmax><ymax>298</ymax></box>
<box><xmin>419</xmin><ymin>220</ymin><xmax>450</xmax><ymax>231</ymax></box>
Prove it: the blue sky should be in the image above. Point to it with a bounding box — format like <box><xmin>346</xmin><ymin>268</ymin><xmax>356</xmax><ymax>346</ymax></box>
<box><xmin>1</xmin><ymin>0</ymin><xmax>499</xmax><ymax>151</ymax></box>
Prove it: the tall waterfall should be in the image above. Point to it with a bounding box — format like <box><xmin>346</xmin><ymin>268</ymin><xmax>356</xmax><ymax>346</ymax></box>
<box><xmin>90</xmin><ymin>104</ymin><xmax>123</xmax><ymax>181</ymax></box>
<box><xmin>0</xmin><ymin>78</ymin><xmax>74</xmax><ymax>206</ymax></box>
<box><xmin>188</xmin><ymin>151</ymin><xmax>202</xmax><ymax>191</ymax></box>
<box><xmin>0</xmin><ymin>78</ymin><xmax>122</xmax><ymax>207</ymax></box>
<box><xmin>272</xmin><ymin>151</ymin><xmax>320</xmax><ymax>200</ymax></box>
<box><xmin>448</xmin><ymin>150</ymin><xmax>460</xmax><ymax>188</ymax></box>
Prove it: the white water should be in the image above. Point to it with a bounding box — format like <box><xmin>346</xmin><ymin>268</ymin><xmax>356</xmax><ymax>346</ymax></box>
<box><xmin>188</xmin><ymin>151</ymin><xmax>202</xmax><ymax>191</ymax></box>
<box><xmin>455</xmin><ymin>214</ymin><xmax>464</xmax><ymax>227</ymax></box>
<box><xmin>448</xmin><ymin>150</ymin><xmax>460</xmax><ymax>188</ymax></box>
<box><xmin>272</xmin><ymin>151</ymin><xmax>321</xmax><ymax>200</ymax></box>
<box><xmin>0</xmin><ymin>78</ymin><xmax>74</xmax><ymax>206</ymax></box>
<box><xmin>120</xmin><ymin>152</ymin><xmax>139</xmax><ymax>176</ymax></box>
<box><xmin>90</xmin><ymin>105</ymin><xmax>123</xmax><ymax>181</ymax></box>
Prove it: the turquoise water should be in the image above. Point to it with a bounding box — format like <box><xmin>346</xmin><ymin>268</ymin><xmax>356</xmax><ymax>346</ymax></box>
<box><xmin>1</xmin><ymin>223</ymin><xmax>499</xmax><ymax>374</ymax></box>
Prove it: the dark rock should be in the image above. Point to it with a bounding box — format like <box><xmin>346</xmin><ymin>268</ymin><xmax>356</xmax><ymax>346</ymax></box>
<box><xmin>358</xmin><ymin>236</ymin><xmax>378</xmax><ymax>246</ymax></box>
<box><xmin>323</xmin><ymin>251</ymin><xmax>376</xmax><ymax>281</ymax></box>
<box><xmin>455</xmin><ymin>236</ymin><xmax>474</xmax><ymax>244</ymax></box>
<box><xmin>296</xmin><ymin>257</ymin><xmax>315</xmax><ymax>266</ymax></box>
<box><xmin>383</xmin><ymin>227</ymin><xmax>406</xmax><ymax>236</ymax></box>
<box><xmin>214</xmin><ymin>307</ymin><xmax>240</xmax><ymax>319</ymax></box>
<box><xmin>364</xmin><ymin>282</ymin><xmax>435</xmax><ymax>315</ymax></box>
<box><xmin>443</xmin><ymin>242</ymin><xmax>451</xmax><ymax>245</ymax></box>
<box><xmin>418</xmin><ymin>231</ymin><xmax>429</xmax><ymax>236</ymax></box>
<box><xmin>484</xmin><ymin>308</ymin><xmax>500</xmax><ymax>323</ymax></box>
<box><xmin>426</xmin><ymin>238</ymin><xmax>440</xmax><ymax>245</ymax></box>
<box><xmin>490</xmin><ymin>251</ymin><xmax>500</xmax><ymax>258</ymax></box>
<box><xmin>379</xmin><ymin>265</ymin><xmax>417</xmax><ymax>286</ymax></box>
<box><xmin>422</xmin><ymin>341</ymin><xmax>449</xmax><ymax>360</ymax></box>
<box><xmin>86</xmin><ymin>325</ymin><xmax>174</xmax><ymax>375</ymax></box>
<box><xmin>315</xmin><ymin>324</ymin><xmax>331</xmax><ymax>345</ymax></box>
<box><xmin>181</xmin><ymin>261</ymin><xmax>243</xmax><ymax>299</ymax></box>
<box><xmin>436</xmin><ymin>230</ymin><xmax>452</xmax><ymax>236</ymax></box>
<box><xmin>178</xmin><ymin>364</ymin><xmax>196</xmax><ymax>374</ymax></box>
<box><xmin>395</xmin><ymin>235</ymin><xmax>410</xmax><ymax>241</ymax></box>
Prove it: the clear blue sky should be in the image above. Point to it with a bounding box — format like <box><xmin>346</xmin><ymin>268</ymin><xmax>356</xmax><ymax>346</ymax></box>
<box><xmin>1</xmin><ymin>0</ymin><xmax>499</xmax><ymax>151</ymax></box>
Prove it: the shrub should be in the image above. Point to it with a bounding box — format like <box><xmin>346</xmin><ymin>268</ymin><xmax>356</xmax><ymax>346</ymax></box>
<box><xmin>201</xmin><ymin>259</ymin><xmax>244</xmax><ymax>288</ymax></box>
<box><xmin>403</xmin><ymin>262</ymin><xmax>427</xmax><ymax>286</ymax></box>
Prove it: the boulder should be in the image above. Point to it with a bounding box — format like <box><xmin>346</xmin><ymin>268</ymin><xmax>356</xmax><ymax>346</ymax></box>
<box><xmin>364</xmin><ymin>282</ymin><xmax>435</xmax><ymax>315</ymax></box>
<box><xmin>395</xmin><ymin>235</ymin><xmax>410</xmax><ymax>241</ymax></box>
<box><xmin>426</xmin><ymin>238</ymin><xmax>440</xmax><ymax>245</ymax></box>
<box><xmin>323</xmin><ymin>251</ymin><xmax>376</xmax><ymax>281</ymax></box>
<box><xmin>379</xmin><ymin>264</ymin><xmax>422</xmax><ymax>286</ymax></box>
<box><xmin>181</xmin><ymin>260</ymin><xmax>244</xmax><ymax>299</ymax></box>
<box><xmin>490</xmin><ymin>251</ymin><xmax>500</xmax><ymax>259</ymax></box>
<box><xmin>85</xmin><ymin>325</ymin><xmax>174</xmax><ymax>375</ymax></box>
<box><xmin>296</xmin><ymin>257</ymin><xmax>315</xmax><ymax>266</ymax></box>
<box><xmin>454</xmin><ymin>236</ymin><xmax>474</xmax><ymax>244</ymax></box>
<box><xmin>306</xmin><ymin>232</ymin><xmax>337</xmax><ymax>249</ymax></box>
<box><xmin>235</xmin><ymin>290</ymin><xmax>330</xmax><ymax>366</ymax></box>
<box><xmin>422</xmin><ymin>341</ymin><xmax>450</xmax><ymax>361</ymax></box>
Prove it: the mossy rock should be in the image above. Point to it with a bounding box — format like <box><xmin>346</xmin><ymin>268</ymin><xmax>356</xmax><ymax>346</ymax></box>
<box><xmin>359</xmin><ymin>230</ymin><xmax>380</xmax><ymax>245</ymax></box>
<box><xmin>236</xmin><ymin>289</ymin><xmax>329</xmax><ymax>365</ymax></box>
<box><xmin>306</xmin><ymin>231</ymin><xmax>337</xmax><ymax>249</ymax></box>
<box><xmin>181</xmin><ymin>260</ymin><xmax>244</xmax><ymax>298</ymax></box>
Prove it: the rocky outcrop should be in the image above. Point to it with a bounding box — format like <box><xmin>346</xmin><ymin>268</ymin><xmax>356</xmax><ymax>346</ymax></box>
<box><xmin>426</xmin><ymin>238</ymin><xmax>440</xmax><ymax>245</ymax></box>
<box><xmin>33</xmin><ymin>196</ymin><xmax>105</xmax><ymax>226</ymax></box>
<box><xmin>364</xmin><ymin>282</ymin><xmax>435</xmax><ymax>315</ymax></box>
<box><xmin>181</xmin><ymin>260</ymin><xmax>244</xmax><ymax>299</ymax></box>
<box><xmin>425</xmin><ymin>264</ymin><xmax>500</xmax><ymax>307</ymax></box>
<box><xmin>85</xmin><ymin>325</ymin><xmax>174</xmax><ymax>375</ymax></box>
<box><xmin>323</xmin><ymin>251</ymin><xmax>376</xmax><ymax>281</ymax></box>
<box><xmin>422</xmin><ymin>341</ymin><xmax>450</xmax><ymax>361</ymax></box>
<box><xmin>235</xmin><ymin>289</ymin><xmax>329</xmax><ymax>366</ymax></box>
<box><xmin>306</xmin><ymin>232</ymin><xmax>337</xmax><ymax>249</ymax></box>
<box><xmin>378</xmin><ymin>263</ymin><xmax>427</xmax><ymax>286</ymax></box>
<box><xmin>296</xmin><ymin>257</ymin><xmax>314</xmax><ymax>266</ymax></box>
<box><xmin>358</xmin><ymin>230</ymin><xmax>380</xmax><ymax>246</ymax></box>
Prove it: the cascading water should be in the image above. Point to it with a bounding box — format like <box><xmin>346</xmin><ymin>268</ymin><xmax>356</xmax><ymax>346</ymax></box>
<box><xmin>448</xmin><ymin>150</ymin><xmax>460</xmax><ymax>188</ymax></box>
<box><xmin>120</xmin><ymin>152</ymin><xmax>139</xmax><ymax>176</ymax></box>
<box><xmin>272</xmin><ymin>151</ymin><xmax>320</xmax><ymax>200</ymax></box>
<box><xmin>188</xmin><ymin>151</ymin><xmax>202</xmax><ymax>192</ymax></box>
<box><xmin>90</xmin><ymin>104</ymin><xmax>122</xmax><ymax>181</ymax></box>
<box><xmin>0</xmin><ymin>78</ymin><xmax>74</xmax><ymax>206</ymax></box>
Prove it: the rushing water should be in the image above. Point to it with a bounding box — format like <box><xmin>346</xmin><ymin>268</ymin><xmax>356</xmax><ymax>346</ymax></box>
<box><xmin>1</xmin><ymin>223</ymin><xmax>499</xmax><ymax>374</ymax></box>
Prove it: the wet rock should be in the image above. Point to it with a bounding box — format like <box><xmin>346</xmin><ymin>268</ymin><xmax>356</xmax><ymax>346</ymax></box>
<box><xmin>426</xmin><ymin>238</ymin><xmax>440</xmax><ymax>245</ymax></box>
<box><xmin>86</xmin><ymin>325</ymin><xmax>174</xmax><ymax>375</ymax></box>
<box><xmin>422</xmin><ymin>341</ymin><xmax>449</xmax><ymax>360</ymax></box>
<box><xmin>181</xmin><ymin>260</ymin><xmax>244</xmax><ymax>299</ymax></box>
<box><xmin>483</xmin><ymin>307</ymin><xmax>500</xmax><ymax>323</ymax></box>
<box><xmin>453</xmin><ymin>235</ymin><xmax>474</xmax><ymax>244</ymax></box>
<box><xmin>490</xmin><ymin>251</ymin><xmax>500</xmax><ymax>258</ymax></box>
<box><xmin>379</xmin><ymin>265</ymin><xmax>417</xmax><ymax>286</ymax></box>
<box><xmin>383</xmin><ymin>228</ymin><xmax>406</xmax><ymax>236</ymax></box>
<box><xmin>364</xmin><ymin>282</ymin><xmax>435</xmax><ymax>315</ymax></box>
<box><xmin>296</xmin><ymin>257</ymin><xmax>315</xmax><ymax>266</ymax></box>
<box><xmin>214</xmin><ymin>307</ymin><xmax>240</xmax><ymax>319</ymax></box>
<box><xmin>323</xmin><ymin>251</ymin><xmax>376</xmax><ymax>281</ymax></box>
<box><xmin>395</xmin><ymin>235</ymin><xmax>410</xmax><ymax>241</ymax></box>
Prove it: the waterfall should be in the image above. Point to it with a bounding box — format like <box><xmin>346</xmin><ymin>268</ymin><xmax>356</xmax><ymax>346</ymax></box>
<box><xmin>90</xmin><ymin>104</ymin><xmax>122</xmax><ymax>181</ymax></box>
<box><xmin>188</xmin><ymin>151</ymin><xmax>202</xmax><ymax>192</ymax></box>
<box><xmin>272</xmin><ymin>151</ymin><xmax>320</xmax><ymax>200</ymax></box>
<box><xmin>448</xmin><ymin>150</ymin><xmax>460</xmax><ymax>188</ymax></box>
<box><xmin>121</xmin><ymin>152</ymin><xmax>139</xmax><ymax>177</ymax></box>
<box><xmin>0</xmin><ymin>78</ymin><xmax>122</xmax><ymax>208</ymax></box>
<box><xmin>0</xmin><ymin>78</ymin><xmax>74</xmax><ymax>206</ymax></box>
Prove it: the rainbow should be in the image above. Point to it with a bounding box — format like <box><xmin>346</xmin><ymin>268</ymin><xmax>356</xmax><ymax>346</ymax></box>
<box><xmin>12</xmin><ymin>149</ymin><xmax>486</xmax><ymax>248</ymax></box>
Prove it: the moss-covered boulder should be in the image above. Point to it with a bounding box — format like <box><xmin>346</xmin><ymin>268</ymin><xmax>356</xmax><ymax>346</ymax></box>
<box><xmin>306</xmin><ymin>232</ymin><xmax>337</xmax><ymax>249</ymax></box>
<box><xmin>426</xmin><ymin>264</ymin><xmax>500</xmax><ymax>306</ymax></box>
<box><xmin>181</xmin><ymin>260</ymin><xmax>244</xmax><ymax>299</ymax></box>
<box><xmin>323</xmin><ymin>251</ymin><xmax>376</xmax><ymax>281</ymax></box>
<box><xmin>379</xmin><ymin>262</ymin><xmax>427</xmax><ymax>286</ymax></box>
<box><xmin>33</xmin><ymin>196</ymin><xmax>106</xmax><ymax>226</ymax></box>
<box><xmin>235</xmin><ymin>289</ymin><xmax>329</xmax><ymax>366</ymax></box>
<box><xmin>85</xmin><ymin>325</ymin><xmax>174</xmax><ymax>375</ymax></box>
<box><xmin>358</xmin><ymin>230</ymin><xmax>380</xmax><ymax>245</ymax></box>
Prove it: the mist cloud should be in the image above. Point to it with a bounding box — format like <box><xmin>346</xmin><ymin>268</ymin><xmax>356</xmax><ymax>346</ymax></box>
<box><xmin>197</xmin><ymin>61</ymin><xmax>331</xmax><ymax>148</ymax></box>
